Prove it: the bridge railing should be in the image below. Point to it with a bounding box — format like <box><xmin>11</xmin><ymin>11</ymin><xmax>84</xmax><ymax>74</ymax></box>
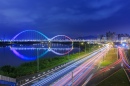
<box><xmin>0</xmin><ymin>75</ymin><xmax>16</xmax><ymax>83</ymax></box>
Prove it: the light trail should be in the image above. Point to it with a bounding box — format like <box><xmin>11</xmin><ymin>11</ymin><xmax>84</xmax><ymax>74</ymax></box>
<box><xmin>31</xmin><ymin>47</ymin><xmax>107</xmax><ymax>86</ymax></box>
<box><xmin>52</xmin><ymin>47</ymin><xmax>108</xmax><ymax>86</ymax></box>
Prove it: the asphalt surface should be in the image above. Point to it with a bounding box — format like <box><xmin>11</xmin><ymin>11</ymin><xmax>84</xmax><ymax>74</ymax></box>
<box><xmin>52</xmin><ymin>50</ymin><xmax>107</xmax><ymax>86</ymax></box>
<box><xmin>30</xmin><ymin>47</ymin><xmax>108</xmax><ymax>86</ymax></box>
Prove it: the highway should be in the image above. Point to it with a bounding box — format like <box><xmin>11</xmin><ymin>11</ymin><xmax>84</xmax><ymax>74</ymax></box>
<box><xmin>31</xmin><ymin>45</ymin><xmax>109</xmax><ymax>86</ymax></box>
<box><xmin>52</xmin><ymin>46</ymin><xmax>108</xmax><ymax>86</ymax></box>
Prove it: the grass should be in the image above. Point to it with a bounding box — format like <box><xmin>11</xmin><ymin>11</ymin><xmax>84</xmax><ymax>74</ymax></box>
<box><xmin>101</xmin><ymin>48</ymin><xmax>117</xmax><ymax>67</ymax></box>
<box><xmin>97</xmin><ymin>69</ymin><xmax>130</xmax><ymax>86</ymax></box>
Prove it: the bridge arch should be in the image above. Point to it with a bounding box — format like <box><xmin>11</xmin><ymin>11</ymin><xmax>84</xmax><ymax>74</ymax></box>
<box><xmin>11</xmin><ymin>30</ymin><xmax>49</xmax><ymax>60</ymax></box>
<box><xmin>50</xmin><ymin>35</ymin><xmax>73</xmax><ymax>55</ymax></box>
<box><xmin>11</xmin><ymin>30</ymin><xmax>49</xmax><ymax>41</ymax></box>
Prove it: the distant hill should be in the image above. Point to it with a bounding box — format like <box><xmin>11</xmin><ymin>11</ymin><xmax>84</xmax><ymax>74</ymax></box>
<box><xmin>76</xmin><ymin>35</ymin><xmax>97</xmax><ymax>40</ymax></box>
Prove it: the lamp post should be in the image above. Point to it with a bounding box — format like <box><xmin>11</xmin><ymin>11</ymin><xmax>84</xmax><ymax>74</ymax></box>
<box><xmin>67</xmin><ymin>45</ymin><xmax>70</xmax><ymax>61</ymax></box>
<box><xmin>88</xmin><ymin>42</ymin><xmax>90</xmax><ymax>52</ymax></box>
<box><xmin>67</xmin><ymin>52</ymin><xmax>69</xmax><ymax>61</ymax></box>
<box><xmin>79</xmin><ymin>42</ymin><xmax>80</xmax><ymax>55</ymax></box>
<box><xmin>37</xmin><ymin>49</ymin><xmax>39</xmax><ymax>72</ymax></box>
<box><xmin>81</xmin><ymin>42</ymin><xmax>86</xmax><ymax>53</ymax></box>
<box><xmin>72</xmin><ymin>71</ymin><xmax>74</xmax><ymax>86</ymax></box>
<box><xmin>117</xmin><ymin>48</ymin><xmax>118</xmax><ymax>59</ymax></box>
<box><xmin>85</xmin><ymin>42</ymin><xmax>86</xmax><ymax>53</ymax></box>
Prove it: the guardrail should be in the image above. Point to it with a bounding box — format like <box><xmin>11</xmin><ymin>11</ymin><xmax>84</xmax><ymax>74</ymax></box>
<box><xmin>0</xmin><ymin>75</ymin><xmax>16</xmax><ymax>83</ymax></box>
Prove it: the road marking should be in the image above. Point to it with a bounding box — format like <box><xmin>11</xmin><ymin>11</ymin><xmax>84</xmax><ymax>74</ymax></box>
<box><xmin>20</xmin><ymin>47</ymin><xmax>107</xmax><ymax>86</ymax></box>
<box><xmin>97</xmin><ymin>69</ymin><xmax>121</xmax><ymax>85</ymax></box>
<box><xmin>111</xmin><ymin>67</ymin><xmax>115</xmax><ymax>68</ymax></box>
<box><xmin>123</xmin><ymin>68</ymin><xmax>130</xmax><ymax>82</ymax></box>
<box><xmin>82</xmin><ymin>73</ymin><xmax>94</xmax><ymax>86</ymax></box>
<box><xmin>121</xmin><ymin>63</ymin><xmax>123</xmax><ymax>67</ymax></box>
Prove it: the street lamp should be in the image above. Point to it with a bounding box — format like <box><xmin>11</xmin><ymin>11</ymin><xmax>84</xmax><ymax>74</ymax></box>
<box><xmin>37</xmin><ymin>49</ymin><xmax>39</xmax><ymax>72</ymax></box>
<box><xmin>72</xmin><ymin>71</ymin><xmax>74</xmax><ymax>86</ymax></box>
<box><xmin>81</xmin><ymin>42</ymin><xmax>86</xmax><ymax>53</ymax></box>
<box><xmin>117</xmin><ymin>48</ymin><xmax>118</xmax><ymax>59</ymax></box>
<box><xmin>81</xmin><ymin>42</ymin><xmax>84</xmax><ymax>45</ymax></box>
<box><xmin>79</xmin><ymin>42</ymin><xmax>80</xmax><ymax>55</ymax></box>
<box><xmin>88</xmin><ymin>42</ymin><xmax>90</xmax><ymax>52</ymax></box>
<box><xmin>85</xmin><ymin>42</ymin><xmax>86</xmax><ymax>53</ymax></box>
<box><xmin>67</xmin><ymin>45</ymin><xmax>70</xmax><ymax>61</ymax></box>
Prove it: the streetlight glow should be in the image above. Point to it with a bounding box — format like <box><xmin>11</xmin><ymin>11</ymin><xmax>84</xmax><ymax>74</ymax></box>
<box><xmin>81</xmin><ymin>42</ymin><xmax>84</xmax><ymax>45</ymax></box>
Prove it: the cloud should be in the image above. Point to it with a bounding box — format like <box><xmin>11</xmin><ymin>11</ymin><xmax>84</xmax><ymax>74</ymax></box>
<box><xmin>0</xmin><ymin>0</ymin><xmax>40</xmax><ymax>25</ymax></box>
<box><xmin>0</xmin><ymin>0</ymin><xmax>130</xmax><ymax>36</ymax></box>
<box><xmin>0</xmin><ymin>0</ymin><xmax>127</xmax><ymax>24</ymax></box>
<box><xmin>39</xmin><ymin>0</ymin><xmax>126</xmax><ymax>26</ymax></box>
<box><xmin>86</xmin><ymin>0</ymin><xmax>115</xmax><ymax>8</ymax></box>
<box><xmin>0</xmin><ymin>9</ymin><xmax>36</xmax><ymax>24</ymax></box>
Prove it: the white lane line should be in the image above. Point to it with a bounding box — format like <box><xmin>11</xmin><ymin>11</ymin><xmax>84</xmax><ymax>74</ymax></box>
<box><xmin>32</xmin><ymin>48</ymin><xmax>106</xmax><ymax>86</ymax></box>
<box><xmin>82</xmin><ymin>73</ymin><xmax>94</xmax><ymax>86</ymax></box>
<box><xmin>21</xmin><ymin>47</ymin><xmax>106</xmax><ymax>86</ymax></box>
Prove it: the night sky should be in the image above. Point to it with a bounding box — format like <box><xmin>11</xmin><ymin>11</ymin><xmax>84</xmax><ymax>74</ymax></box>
<box><xmin>0</xmin><ymin>0</ymin><xmax>130</xmax><ymax>39</ymax></box>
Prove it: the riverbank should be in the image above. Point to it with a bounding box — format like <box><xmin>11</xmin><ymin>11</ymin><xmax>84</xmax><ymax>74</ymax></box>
<box><xmin>0</xmin><ymin>44</ymin><xmax>101</xmax><ymax>78</ymax></box>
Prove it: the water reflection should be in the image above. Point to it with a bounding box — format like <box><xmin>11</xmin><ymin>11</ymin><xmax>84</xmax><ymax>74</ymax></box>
<box><xmin>10</xmin><ymin>43</ymin><xmax>73</xmax><ymax>60</ymax></box>
<box><xmin>0</xmin><ymin>43</ymin><xmax>78</xmax><ymax>66</ymax></box>
<box><xmin>0</xmin><ymin>30</ymin><xmax>76</xmax><ymax>66</ymax></box>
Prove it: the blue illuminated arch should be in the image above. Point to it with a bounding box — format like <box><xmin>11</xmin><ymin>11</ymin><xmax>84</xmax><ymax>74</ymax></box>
<box><xmin>11</xmin><ymin>30</ymin><xmax>74</xmax><ymax>59</ymax></box>
<box><xmin>11</xmin><ymin>30</ymin><xmax>49</xmax><ymax>40</ymax></box>
<box><xmin>11</xmin><ymin>30</ymin><xmax>49</xmax><ymax>60</ymax></box>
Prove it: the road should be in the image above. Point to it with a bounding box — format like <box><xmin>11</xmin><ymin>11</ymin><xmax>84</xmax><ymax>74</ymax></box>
<box><xmin>31</xmin><ymin>45</ymin><xmax>109</xmax><ymax>86</ymax></box>
<box><xmin>52</xmin><ymin>48</ymin><xmax>108</xmax><ymax>86</ymax></box>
